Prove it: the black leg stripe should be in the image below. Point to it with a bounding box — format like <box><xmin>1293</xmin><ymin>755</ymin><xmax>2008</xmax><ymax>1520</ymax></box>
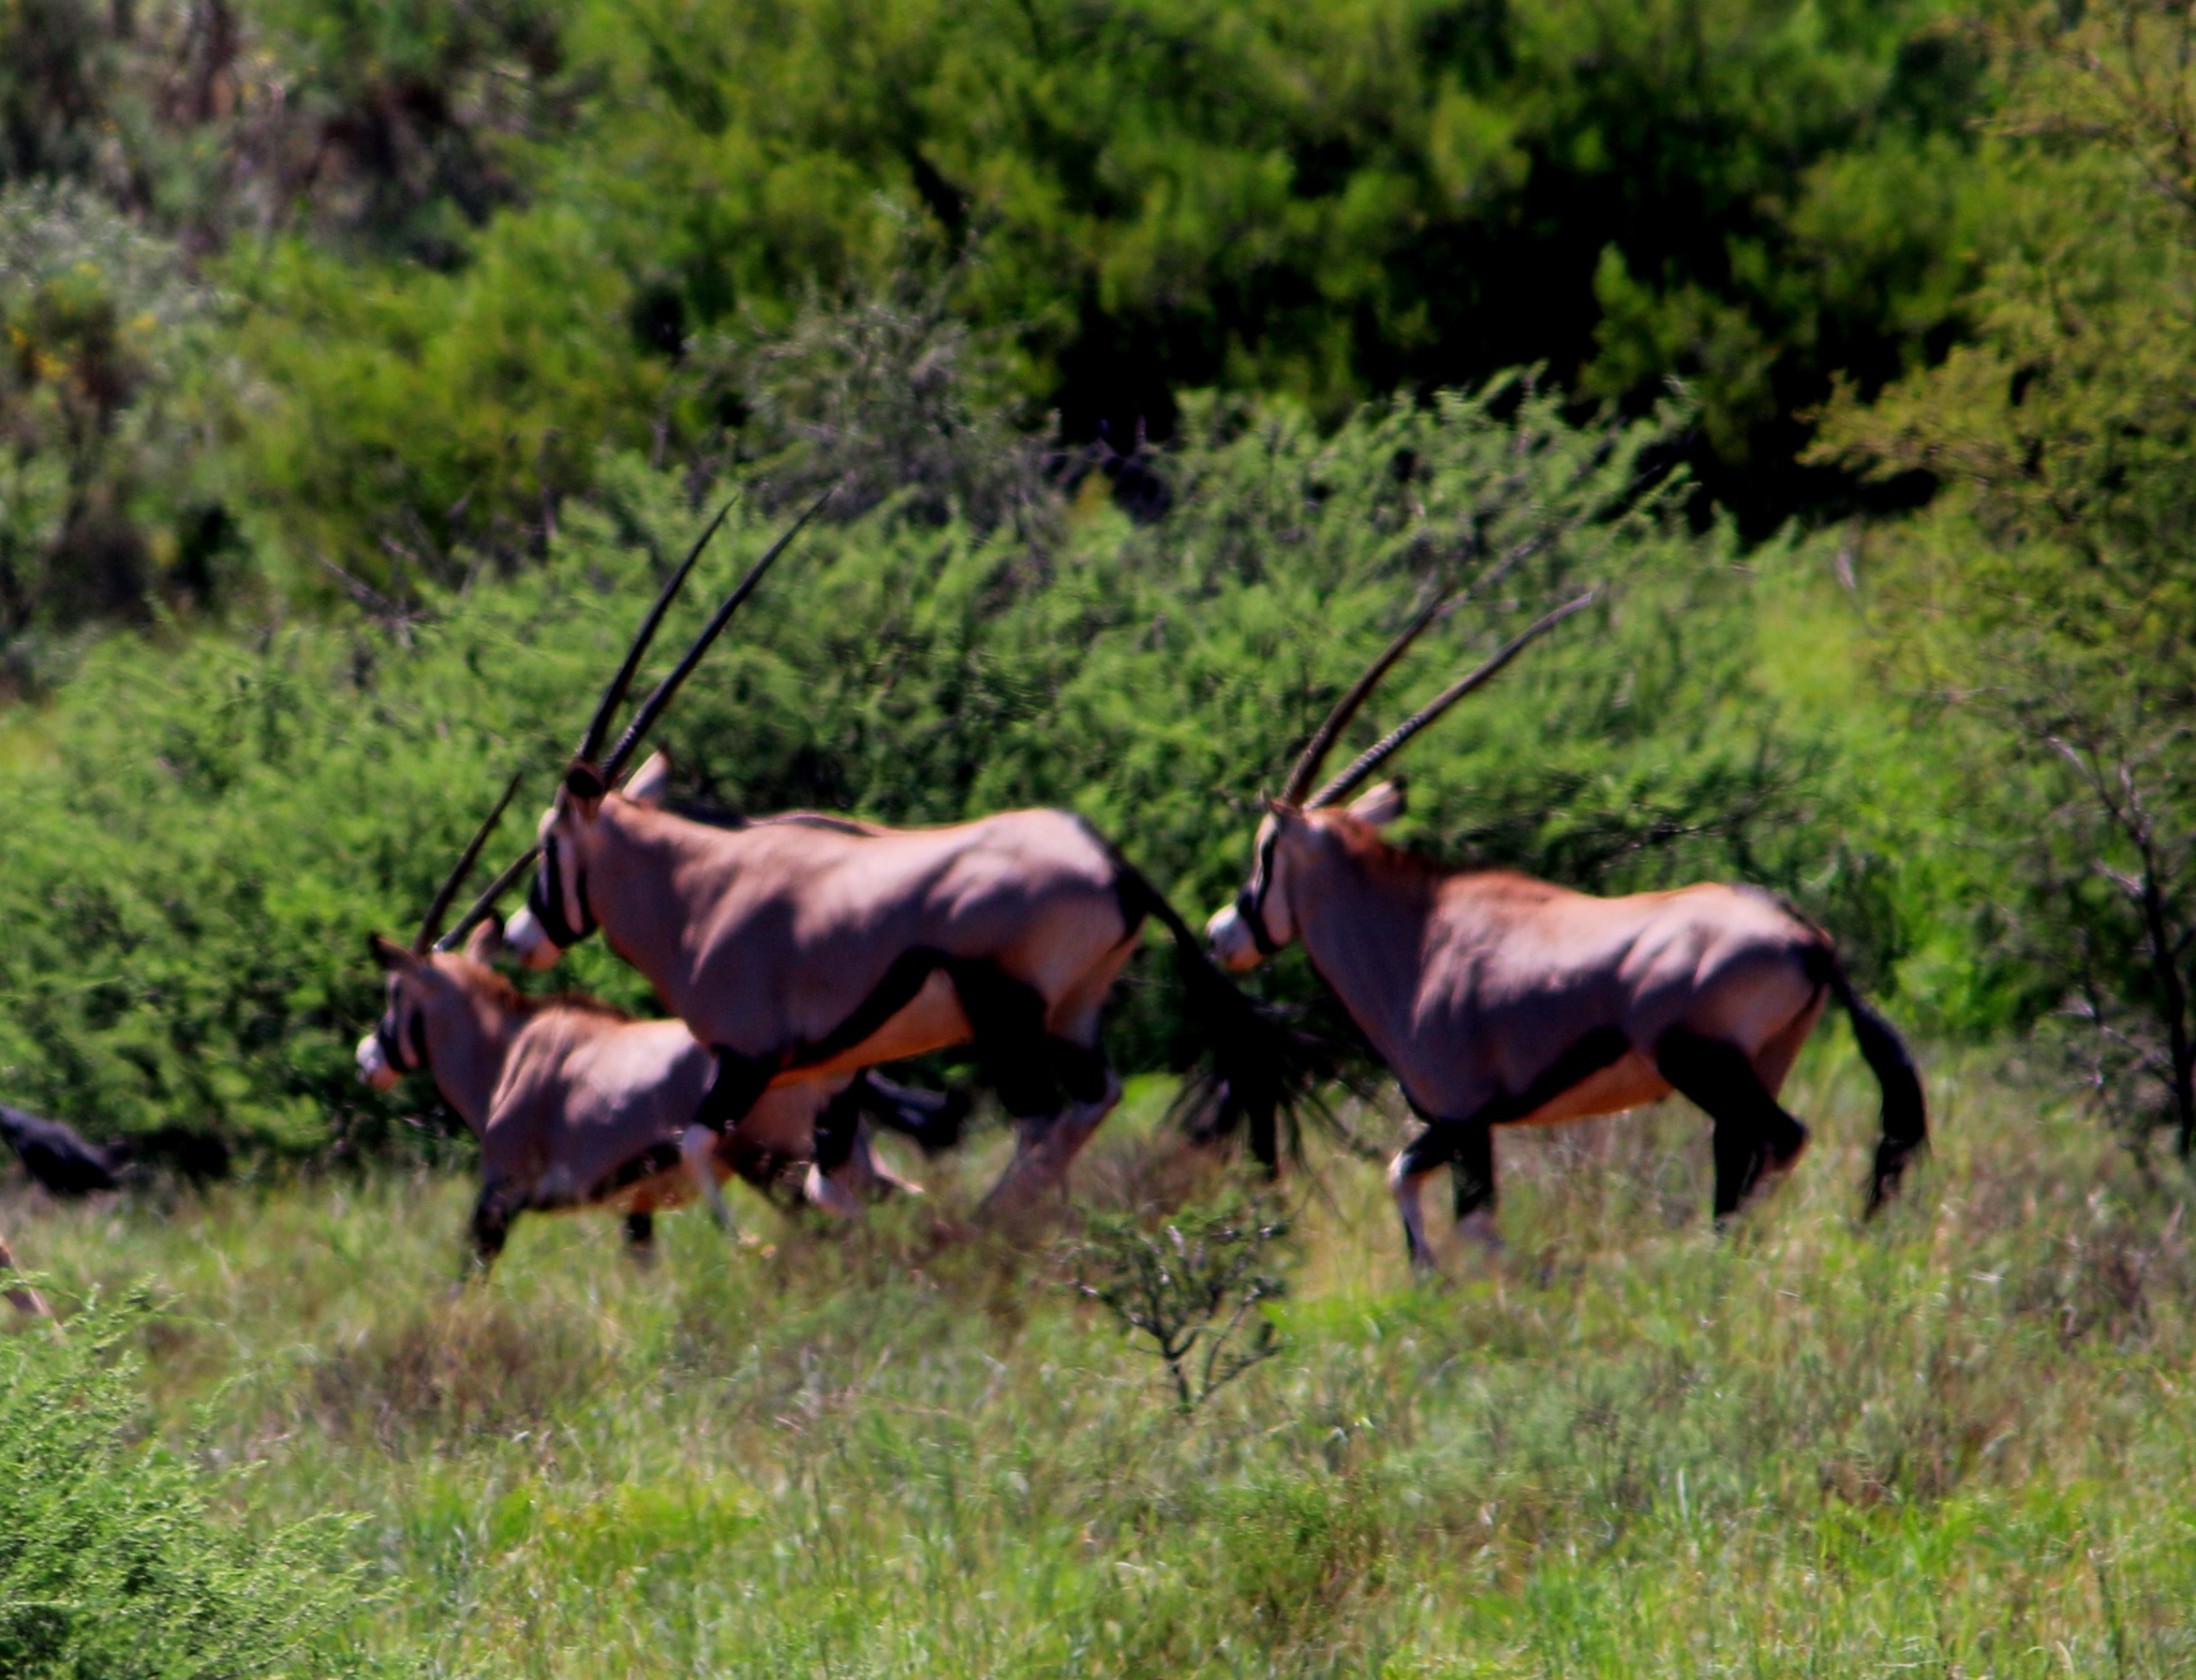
<box><xmin>586</xmin><ymin>1138</ymin><xmax>686</xmax><ymax>1202</ymax></box>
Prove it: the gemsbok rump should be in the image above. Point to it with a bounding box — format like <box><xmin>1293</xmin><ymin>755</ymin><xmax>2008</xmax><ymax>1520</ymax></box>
<box><xmin>1205</xmin><ymin>593</ymin><xmax>1927</xmax><ymax>1268</ymax></box>
<box><xmin>361</xmin><ymin>784</ymin><xmax>944</xmax><ymax>1272</ymax></box>
<box><xmin>486</xmin><ymin>501</ymin><xmax>1304</xmax><ymax>1222</ymax></box>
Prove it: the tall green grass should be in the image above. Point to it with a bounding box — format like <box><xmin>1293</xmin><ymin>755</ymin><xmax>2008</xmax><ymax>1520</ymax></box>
<box><xmin>7</xmin><ymin>1044</ymin><xmax>2193</xmax><ymax>1675</ymax></box>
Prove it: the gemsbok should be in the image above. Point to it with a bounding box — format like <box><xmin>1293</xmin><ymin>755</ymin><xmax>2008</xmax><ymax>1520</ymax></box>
<box><xmin>362</xmin><ymin>785</ymin><xmax>946</xmax><ymax>1272</ymax></box>
<box><xmin>489</xmin><ymin>502</ymin><xmax>1308</xmax><ymax>1223</ymax></box>
<box><xmin>1205</xmin><ymin>593</ymin><xmax>1927</xmax><ymax>1269</ymax></box>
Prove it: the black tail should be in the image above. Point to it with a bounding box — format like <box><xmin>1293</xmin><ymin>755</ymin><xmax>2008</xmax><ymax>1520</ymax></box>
<box><xmin>1809</xmin><ymin>948</ymin><xmax>1927</xmax><ymax>1215</ymax></box>
<box><xmin>1112</xmin><ymin>865</ymin><xmax>1343</xmax><ymax>1174</ymax></box>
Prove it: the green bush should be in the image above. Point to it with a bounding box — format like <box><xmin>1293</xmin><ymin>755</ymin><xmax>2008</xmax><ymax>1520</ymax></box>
<box><xmin>1818</xmin><ymin>0</ymin><xmax>2196</xmax><ymax>1142</ymax></box>
<box><xmin>0</xmin><ymin>378</ymin><xmax>1898</xmax><ymax>1161</ymax></box>
<box><xmin>0</xmin><ymin>1307</ymin><xmax>362</xmax><ymax>1678</ymax></box>
<box><xmin>3</xmin><ymin>0</ymin><xmax>2010</xmax><ymax>607</ymax></box>
<box><xmin>227</xmin><ymin>0</ymin><xmax>1993</xmax><ymax>569</ymax></box>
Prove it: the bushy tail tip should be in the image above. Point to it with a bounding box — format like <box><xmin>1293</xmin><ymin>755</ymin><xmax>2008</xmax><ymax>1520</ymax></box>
<box><xmin>1809</xmin><ymin>946</ymin><xmax>1926</xmax><ymax>1216</ymax></box>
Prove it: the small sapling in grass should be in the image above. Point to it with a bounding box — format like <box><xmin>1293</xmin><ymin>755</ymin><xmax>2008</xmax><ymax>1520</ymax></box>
<box><xmin>1074</xmin><ymin>1197</ymin><xmax>1291</xmax><ymax>1413</ymax></box>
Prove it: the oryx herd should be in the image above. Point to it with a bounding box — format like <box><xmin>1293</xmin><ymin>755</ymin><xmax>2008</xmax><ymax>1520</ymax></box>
<box><xmin>349</xmin><ymin>502</ymin><xmax>1927</xmax><ymax>1281</ymax></box>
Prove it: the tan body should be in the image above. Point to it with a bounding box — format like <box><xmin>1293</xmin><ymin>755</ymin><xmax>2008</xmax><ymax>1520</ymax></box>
<box><xmin>508</xmin><ymin>761</ymin><xmax>1145</xmax><ymax>1212</ymax></box>
<box><xmin>1286</xmin><ymin>830</ymin><xmax>1826</xmax><ymax>1122</ymax></box>
<box><xmin>487</xmin><ymin>510</ymin><xmax>1298</xmax><ymax>1221</ymax></box>
<box><xmin>551</xmin><ymin>801</ymin><xmax>1133</xmax><ymax>1067</ymax></box>
<box><xmin>360</xmin><ymin>935</ymin><xmax>916</xmax><ymax>1271</ymax></box>
<box><xmin>1211</xmin><ymin>791</ymin><xmax>1922</xmax><ymax>1266</ymax></box>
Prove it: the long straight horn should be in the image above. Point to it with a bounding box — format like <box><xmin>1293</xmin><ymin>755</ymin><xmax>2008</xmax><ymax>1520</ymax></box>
<box><xmin>574</xmin><ymin>498</ymin><xmax>739</xmax><ymax>764</ymax></box>
<box><xmin>416</xmin><ymin>771</ymin><xmax>525</xmax><ymax>954</ymax></box>
<box><xmin>1308</xmin><ymin>589</ymin><xmax>1599</xmax><ymax>810</ymax></box>
<box><xmin>434</xmin><ymin>843</ymin><xmax>542</xmax><ymax>954</ymax></box>
<box><xmin>1278</xmin><ymin>589</ymin><xmax>1451</xmax><ymax>806</ymax></box>
<box><xmin>601</xmin><ymin>485</ymin><xmax>836</xmax><ymax>781</ymax></box>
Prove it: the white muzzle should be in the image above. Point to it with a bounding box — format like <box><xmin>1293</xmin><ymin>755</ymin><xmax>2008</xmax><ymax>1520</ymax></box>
<box><xmin>356</xmin><ymin>1033</ymin><xmax>400</xmax><ymax>1092</ymax></box>
<box><xmin>1206</xmin><ymin>903</ymin><xmax>1262</xmax><ymax>972</ymax></box>
<box><xmin>502</xmin><ymin>905</ymin><xmax>563</xmax><ymax>970</ymax></box>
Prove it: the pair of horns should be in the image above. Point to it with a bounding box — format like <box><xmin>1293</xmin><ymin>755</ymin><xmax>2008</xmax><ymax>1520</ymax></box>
<box><xmin>1283</xmin><ymin>588</ymin><xmax>1599</xmax><ymax>812</ymax></box>
<box><xmin>419</xmin><ymin>488</ymin><xmax>837</xmax><ymax>954</ymax></box>
<box><xmin>414</xmin><ymin>770</ymin><xmax>526</xmax><ymax>954</ymax></box>
<box><xmin>579</xmin><ymin>485</ymin><xmax>836</xmax><ymax>785</ymax></box>
<box><xmin>434</xmin><ymin>840</ymin><xmax>541</xmax><ymax>955</ymax></box>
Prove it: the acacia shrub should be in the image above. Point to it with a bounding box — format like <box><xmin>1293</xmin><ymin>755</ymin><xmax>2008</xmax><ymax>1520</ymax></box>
<box><xmin>0</xmin><ymin>1308</ymin><xmax>361</xmax><ymax>1678</ymax></box>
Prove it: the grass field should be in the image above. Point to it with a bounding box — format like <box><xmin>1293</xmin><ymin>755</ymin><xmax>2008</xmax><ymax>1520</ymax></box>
<box><xmin>9</xmin><ymin>1040</ymin><xmax>2196</xmax><ymax>1677</ymax></box>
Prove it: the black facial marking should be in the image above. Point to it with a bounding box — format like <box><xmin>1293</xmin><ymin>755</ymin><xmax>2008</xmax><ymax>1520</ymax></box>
<box><xmin>529</xmin><ymin>835</ymin><xmax>597</xmax><ymax>947</ymax></box>
<box><xmin>1237</xmin><ymin>829</ymin><xmax>1283</xmax><ymax>956</ymax></box>
<box><xmin>377</xmin><ymin>991</ymin><xmax>426</xmax><ymax>1074</ymax></box>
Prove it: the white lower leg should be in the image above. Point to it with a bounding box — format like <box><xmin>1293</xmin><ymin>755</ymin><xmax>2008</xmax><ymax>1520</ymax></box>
<box><xmin>844</xmin><ymin>1128</ymin><xmax>924</xmax><ymax>1200</ymax></box>
<box><xmin>1387</xmin><ymin>1153</ymin><xmax>1438</xmax><ymax>1270</ymax></box>
<box><xmin>801</xmin><ymin>1162</ymin><xmax>864</xmax><ymax>1218</ymax></box>
<box><xmin>681</xmin><ymin>1124</ymin><xmax>736</xmax><ymax>1234</ymax></box>
<box><xmin>980</xmin><ymin>1075</ymin><xmax>1122</xmax><ymax>1213</ymax></box>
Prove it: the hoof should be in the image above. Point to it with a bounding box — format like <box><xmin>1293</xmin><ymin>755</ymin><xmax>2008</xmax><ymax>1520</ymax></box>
<box><xmin>1454</xmin><ymin>1208</ymin><xmax>1506</xmax><ymax>1256</ymax></box>
<box><xmin>1743</xmin><ymin>1137</ymin><xmax>1808</xmax><ymax>1211</ymax></box>
<box><xmin>802</xmin><ymin>1165</ymin><xmax>864</xmax><ymax>1220</ymax></box>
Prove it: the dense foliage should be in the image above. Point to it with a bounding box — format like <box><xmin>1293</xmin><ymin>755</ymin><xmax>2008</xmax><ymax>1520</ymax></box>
<box><xmin>0</xmin><ymin>0</ymin><xmax>2189</xmax><ymax>1159</ymax></box>
<box><xmin>1820</xmin><ymin>0</ymin><xmax>2196</xmax><ymax>1152</ymax></box>
<box><xmin>0</xmin><ymin>380</ymin><xmax>1895</xmax><ymax>1158</ymax></box>
<box><xmin>0</xmin><ymin>1307</ymin><xmax>360</xmax><ymax>1677</ymax></box>
<box><xmin>0</xmin><ymin>0</ymin><xmax>1996</xmax><ymax>648</ymax></box>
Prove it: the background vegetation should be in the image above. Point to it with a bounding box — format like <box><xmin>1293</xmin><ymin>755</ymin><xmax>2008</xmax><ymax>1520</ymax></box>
<box><xmin>5</xmin><ymin>0</ymin><xmax>2196</xmax><ymax>1670</ymax></box>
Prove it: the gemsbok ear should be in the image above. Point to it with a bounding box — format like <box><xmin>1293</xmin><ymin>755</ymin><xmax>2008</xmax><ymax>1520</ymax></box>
<box><xmin>621</xmin><ymin>751</ymin><xmax>672</xmax><ymax>809</ymax></box>
<box><xmin>369</xmin><ymin>933</ymin><xmax>416</xmax><ymax>972</ymax></box>
<box><xmin>463</xmin><ymin>915</ymin><xmax>505</xmax><ymax>965</ymax></box>
<box><xmin>1346</xmin><ymin>779</ymin><xmax>1407</xmax><ymax>827</ymax></box>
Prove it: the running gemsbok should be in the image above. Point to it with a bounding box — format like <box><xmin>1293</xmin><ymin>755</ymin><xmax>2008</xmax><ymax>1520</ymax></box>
<box><xmin>1205</xmin><ymin>594</ymin><xmax>1926</xmax><ymax>1269</ymax></box>
<box><xmin>361</xmin><ymin>782</ymin><xmax>945</xmax><ymax>1272</ymax></box>
<box><xmin>495</xmin><ymin>502</ymin><xmax>1308</xmax><ymax>1222</ymax></box>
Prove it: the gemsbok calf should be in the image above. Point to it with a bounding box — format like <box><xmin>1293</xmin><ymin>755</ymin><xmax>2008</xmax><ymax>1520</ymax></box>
<box><xmin>480</xmin><ymin>501</ymin><xmax>1305</xmax><ymax>1223</ymax></box>
<box><xmin>362</xmin><ymin>788</ymin><xmax>936</xmax><ymax>1272</ymax></box>
<box><xmin>1205</xmin><ymin>594</ymin><xmax>1926</xmax><ymax>1269</ymax></box>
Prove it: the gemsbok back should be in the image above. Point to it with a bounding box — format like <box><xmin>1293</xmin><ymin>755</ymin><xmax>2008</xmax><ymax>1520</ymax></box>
<box><xmin>361</xmin><ymin>783</ymin><xmax>938</xmax><ymax>1273</ymax></box>
<box><xmin>1205</xmin><ymin>593</ymin><xmax>1927</xmax><ymax>1269</ymax></box>
<box><xmin>493</xmin><ymin>500</ymin><xmax>1309</xmax><ymax>1223</ymax></box>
